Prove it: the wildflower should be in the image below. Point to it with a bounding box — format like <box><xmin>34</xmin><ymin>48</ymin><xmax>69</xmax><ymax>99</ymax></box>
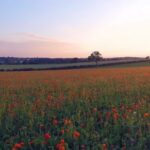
<box><xmin>61</xmin><ymin>129</ymin><xmax>65</xmax><ymax>135</ymax></box>
<box><xmin>60</xmin><ymin>139</ymin><xmax>65</xmax><ymax>144</ymax></box>
<box><xmin>144</xmin><ymin>113</ymin><xmax>149</xmax><ymax>118</ymax></box>
<box><xmin>29</xmin><ymin>141</ymin><xmax>34</xmax><ymax>145</ymax></box>
<box><xmin>106</xmin><ymin>111</ymin><xmax>111</xmax><ymax>120</ymax></box>
<box><xmin>64</xmin><ymin>119</ymin><xmax>72</xmax><ymax>126</ymax></box>
<box><xmin>98</xmin><ymin>112</ymin><xmax>102</xmax><ymax>122</ymax></box>
<box><xmin>56</xmin><ymin>139</ymin><xmax>66</xmax><ymax>150</ymax></box>
<box><xmin>73</xmin><ymin>131</ymin><xmax>80</xmax><ymax>139</ymax></box>
<box><xmin>132</xmin><ymin>103</ymin><xmax>140</xmax><ymax>110</ymax></box>
<box><xmin>56</xmin><ymin>144</ymin><xmax>65</xmax><ymax>150</ymax></box>
<box><xmin>112</xmin><ymin>108</ymin><xmax>117</xmax><ymax>113</ymax></box>
<box><xmin>53</xmin><ymin>119</ymin><xmax>59</xmax><ymax>125</ymax></box>
<box><xmin>42</xmin><ymin>141</ymin><xmax>48</xmax><ymax>145</ymax></box>
<box><xmin>81</xmin><ymin>144</ymin><xmax>86</xmax><ymax>150</ymax></box>
<box><xmin>12</xmin><ymin>142</ymin><xmax>24</xmax><ymax>150</ymax></box>
<box><xmin>44</xmin><ymin>133</ymin><xmax>51</xmax><ymax>140</ymax></box>
<box><xmin>102</xmin><ymin>144</ymin><xmax>107</xmax><ymax>150</ymax></box>
<box><xmin>12</xmin><ymin>144</ymin><xmax>22</xmax><ymax>150</ymax></box>
<box><xmin>113</xmin><ymin>113</ymin><xmax>119</xmax><ymax>120</ymax></box>
<box><xmin>127</xmin><ymin>108</ymin><xmax>132</xmax><ymax>113</ymax></box>
<box><xmin>120</xmin><ymin>104</ymin><xmax>125</xmax><ymax>110</ymax></box>
<box><xmin>92</xmin><ymin>107</ymin><xmax>97</xmax><ymax>113</ymax></box>
<box><xmin>47</xmin><ymin>95</ymin><xmax>52</xmax><ymax>101</ymax></box>
<box><xmin>20</xmin><ymin>142</ymin><xmax>24</xmax><ymax>146</ymax></box>
<box><xmin>122</xmin><ymin>113</ymin><xmax>127</xmax><ymax>119</ymax></box>
<box><xmin>65</xmin><ymin>129</ymin><xmax>69</xmax><ymax>133</ymax></box>
<box><xmin>122</xmin><ymin>144</ymin><xmax>127</xmax><ymax>150</ymax></box>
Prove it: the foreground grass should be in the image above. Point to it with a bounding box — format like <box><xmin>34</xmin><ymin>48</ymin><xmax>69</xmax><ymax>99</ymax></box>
<box><xmin>0</xmin><ymin>67</ymin><xmax>150</xmax><ymax>150</ymax></box>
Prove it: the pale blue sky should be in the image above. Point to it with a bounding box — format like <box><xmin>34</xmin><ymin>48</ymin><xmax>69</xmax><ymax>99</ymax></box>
<box><xmin>0</xmin><ymin>0</ymin><xmax>150</xmax><ymax>57</ymax></box>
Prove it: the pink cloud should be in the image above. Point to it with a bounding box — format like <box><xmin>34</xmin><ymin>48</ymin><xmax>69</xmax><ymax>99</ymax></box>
<box><xmin>0</xmin><ymin>39</ymin><xmax>85</xmax><ymax>58</ymax></box>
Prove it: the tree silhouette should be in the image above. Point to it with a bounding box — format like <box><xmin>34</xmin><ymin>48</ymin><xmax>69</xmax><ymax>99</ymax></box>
<box><xmin>88</xmin><ymin>51</ymin><xmax>102</xmax><ymax>65</ymax></box>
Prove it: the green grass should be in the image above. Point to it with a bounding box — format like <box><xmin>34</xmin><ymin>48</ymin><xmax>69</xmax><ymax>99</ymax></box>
<box><xmin>0</xmin><ymin>62</ymin><xmax>95</xmax><ymax>70</ymax></box>
<box><xmin>105</xmin><ymin>61</ymin><xmax>150</xmax><ymax>68</ymax></box>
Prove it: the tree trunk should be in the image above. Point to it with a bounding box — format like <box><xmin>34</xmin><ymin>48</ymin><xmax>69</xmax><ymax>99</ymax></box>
<box><xmin>96</xmin><ymin>61</ymin><xmax>98</xmax><ymax>66</ymax></box>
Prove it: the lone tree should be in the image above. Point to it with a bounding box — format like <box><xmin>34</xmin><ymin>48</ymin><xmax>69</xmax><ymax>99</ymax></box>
<box><xmin>88</xmin><ymin>51</ymin><xmax>102</xmax><ymax>65</ymax></box>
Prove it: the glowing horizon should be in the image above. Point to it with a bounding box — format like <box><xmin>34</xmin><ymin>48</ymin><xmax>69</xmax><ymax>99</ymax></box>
<box><xmin>0</xmin><ymin>0</ymin><xmax>150</xmax><ymax>58</ymax></box>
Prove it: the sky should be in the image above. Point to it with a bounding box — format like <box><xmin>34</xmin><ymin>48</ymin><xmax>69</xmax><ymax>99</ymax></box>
<box><xmin>0</xmin><ymin>0</ymin><xmax>150</xmax><ymax>58</ymax></box>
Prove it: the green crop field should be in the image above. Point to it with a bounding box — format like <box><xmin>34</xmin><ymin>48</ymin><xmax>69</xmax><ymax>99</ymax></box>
<box><xmin>0</xmin><ymin>62</ymin><xmax>94</xmax><ymax>70</ymax></box>
<box><xmin>109</xmin><ymin>61</ymin><xmax>150</xmax><ymax>67</ymax></box>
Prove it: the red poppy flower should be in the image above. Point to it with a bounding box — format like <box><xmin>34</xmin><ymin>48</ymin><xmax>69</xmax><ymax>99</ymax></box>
<box><xmin>144</xmin><ymin>113</ymin><xmax>149</xmax><ymax>118</ymax></box>
<box><xmin>44</xmin><ymin>133</ymin><xmax>51</xmax><ymax>140</ymax></box>
<box><xmin>112</xmin><ymin>108</ymin><xmax>118</xmax><ymax>113</ymax></box>
<box><xmin>113</xmin><ymin>113</ymin><xmax>119</xmax><ymax>120</ymax></box>
<box><xmin>53</xmin><ymin>119</ymin><xmax>59</xmax><ymax>125</ymax></box>
<box><xmin>102</xmin><ymin>144</ymin><xmax>107</xmax><ymax>150</ymax></box>
<box><xmin>56</xmin><ymin>139</ymin><xmax>65</xmax><ymax>150</ymax></box>
<box><xmin>13</xmin><ymin>142</ymin><xmax>24</xmax><ymax>150</ymax></box>
<box><xmin>61</xmin><ymin>129</ymin><xmax>65</xmax><ymax>135</ymax></box>
<box><xmin>73</xmin><ymin>131</ymin><xmax>80</xmax><ymax>139</ymax></box>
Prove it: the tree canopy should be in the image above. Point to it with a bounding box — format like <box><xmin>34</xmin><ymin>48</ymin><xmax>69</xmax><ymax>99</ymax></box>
<box><xmin>88</xmin><ymin>51</ymin><xmax>103</xmax><ymax>65</ymax></box>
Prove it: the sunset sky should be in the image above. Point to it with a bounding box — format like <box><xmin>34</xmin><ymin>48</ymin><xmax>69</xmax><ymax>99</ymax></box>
<box><xmin>0</xmin><ymin>0</ymin><xmax>150</xmax><ymax>58</ymax></box>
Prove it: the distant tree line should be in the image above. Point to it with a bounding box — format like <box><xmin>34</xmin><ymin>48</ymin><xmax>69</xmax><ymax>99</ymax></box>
<box><xmin>0</xmin><ymin>57</ymin><xmax>89</xmax><ymax>65</ymax></box>
<box><xmin>0</xmin><ymin>54</ymin><xmax>147</xmax><ymax>65</ymax></box>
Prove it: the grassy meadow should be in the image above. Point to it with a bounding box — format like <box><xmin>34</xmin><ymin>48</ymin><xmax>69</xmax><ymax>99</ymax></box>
<box><xmin>0</xmin><ymin>67</ymin><xmax>150</xmax><ymax>150</ymax></box>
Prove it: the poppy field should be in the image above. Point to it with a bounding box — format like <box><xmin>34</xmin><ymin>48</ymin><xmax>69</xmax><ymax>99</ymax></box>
<box><xmin>0</xmin><ymin>67</ymin><xmax>150</xmax><ymax>150</ymax></box>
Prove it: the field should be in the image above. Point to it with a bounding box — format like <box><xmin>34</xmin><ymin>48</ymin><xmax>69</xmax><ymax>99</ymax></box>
<box><xmin>0</xmin><ymin>59</ymin><xmax>149</xmax><ymax>71</ymax></box>
<box><xmin>0</xmin><ymin>67</ymin><xmax>150</xmax><ymax>150</ymax></box>
<box><xmin>105</xmin><ymin>61</ymin><xmax>150</xmax><ymax>68</ymax></box>
<box><xmin>0</xmin><ymin>62</ymin><xmax>95</xmax><ymax>70</ymax></box>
